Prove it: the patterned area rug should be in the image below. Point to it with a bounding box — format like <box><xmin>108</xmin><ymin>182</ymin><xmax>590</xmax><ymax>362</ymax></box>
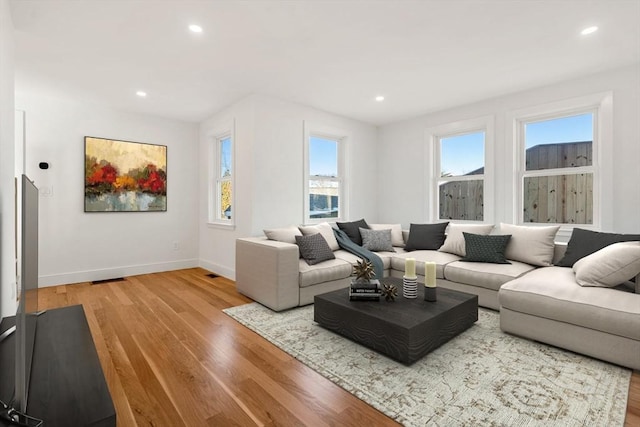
<box><xmin>223</xmin><ymin>303</ymin><xmax>631</xmax><ymax>426</ymax></box>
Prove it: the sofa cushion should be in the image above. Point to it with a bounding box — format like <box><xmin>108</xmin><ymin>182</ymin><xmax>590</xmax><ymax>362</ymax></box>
<box><xmin>295</xmin><ymin>233</ymin><xmax>335</xmax><ymax>265</ymax></box>
<box><xmin>360</xmin><ymin>228</ymin><xmax>395</xmax><ymax>252</ymax></box>
<box><xmin>369</xmin><ymin>223</ymin><xmax>404</xmax><ymax>247</ymax></box>
<box><xmin>391</xmin><ymin>251</ymin><xmax>460</xmax><ymax>279</ymax></box>
<box><xmin>499</xmin><ymin>223</ymin><xmax>560</xmax><ymax>266</ymax></box>
<box><xmin>556</xmin><ymin>228</ymin><xmax>640</xmax><ymax>267</ymax></box>
<box><xmin>573</xmin><ymin>242</ymin><xmax>640</xmax><ymax>288</ymax></box>
<box><xmin>404</xmin><ymin>222</ymin><xmax>449</xmax><ymax>251</ymax></box>
<box><xmin>444</xmin><ymin>260</ymin><xmax>535</xmax><ymax>291</ymax></box>
<box><xmin>461</xmin><ymin>233</ymin><xmax>511</xmax><ymax>264</ymax></box>
<box><xmin>298</xmin><ymin>258</ymin><xmax>352</xmax><ymax>287</ymax></box>
<box><xmin>264</xmin><ymin>225</ymin><xmax>302</xmax><ymax>244</ymax></box>
<box><xmin>334</xmin><ymin>249</ymin><xmax>393</xmax><ymax>270</ymax></box>
<box><xmin>336</xmin><ymin>219</ymin><xmax>369</xmax><ymax>245</ymax></box>
<box><xmin>299</xmin><ymin>222</ymin><xmax>340</xmax><ymax>251</ymax></box>
<box><xmin>499</xmin><ymin>266</ymin><xmax>640</xmax><ymax>341</ymax></box>
<box><xmin>439</xmin><ymin>223</ymin><xmax>494</xmax><ymax>256</ymax></box>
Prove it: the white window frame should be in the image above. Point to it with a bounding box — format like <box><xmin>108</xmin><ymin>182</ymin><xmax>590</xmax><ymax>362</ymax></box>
<box><xmin>303</xmin><ymin>122</ymin><xmax>348</xmax><ymax>224</ymax></box>
<box><xmin>511</xmin><ymin>92</ymin><xmax>613</xmax><ymax>237</ymax></box>
<box><xmin>208</xmin><ymin>120</ymin><xmax>235</xmax><ymax>227</ymax></box>
<box><xmin>426</xmin><ymin>116</ymin><xmax>495</xmax><ymax>224</ymax></box>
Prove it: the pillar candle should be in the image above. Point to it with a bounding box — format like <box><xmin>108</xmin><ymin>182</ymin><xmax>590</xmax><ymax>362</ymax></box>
<box><xmin>405</xmin><ymin>258</ymin><xmax>416</xmax><ymax>278</ymax></box>
<box><xmin>425</xmin><ymin>261</ymin><xmax>437</xmax><ymax>288</ymax></box>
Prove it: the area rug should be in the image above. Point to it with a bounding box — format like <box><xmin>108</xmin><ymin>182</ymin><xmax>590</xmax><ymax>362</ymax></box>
<box><xmin>223</xmin><ymin>303</ymin><xmax>630</xmax><ymax>426</ymax></box>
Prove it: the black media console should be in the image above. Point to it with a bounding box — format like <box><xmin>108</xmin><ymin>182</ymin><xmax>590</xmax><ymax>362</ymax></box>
<box><xmin>0</xmin><ymin>305</ymin><xmax>116</xmax><ymax>427</ymax></box>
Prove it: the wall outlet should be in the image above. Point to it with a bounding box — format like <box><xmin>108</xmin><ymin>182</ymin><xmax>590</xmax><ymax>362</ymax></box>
<box><xmin>172</xmin><ymin>241</ymin><xmax>179</xmax><ymax>251</ymax></box>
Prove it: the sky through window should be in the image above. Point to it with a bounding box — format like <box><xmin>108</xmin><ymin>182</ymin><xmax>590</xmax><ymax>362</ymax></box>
<box><xmin>307</xmin><ymin>115</ymin><xmax>593</xmax><ymax>178</ymax></box>
<box><xmin>310</xmin><ymin>136</ymin><xmax>338</xmax><ymax>176</ymax></box>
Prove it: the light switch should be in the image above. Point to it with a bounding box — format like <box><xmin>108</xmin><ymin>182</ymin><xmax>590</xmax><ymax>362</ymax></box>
<box><xmin>39</xmin><ymin>186</ymin><xmax>53</xmax><ymax>197</ymax></box>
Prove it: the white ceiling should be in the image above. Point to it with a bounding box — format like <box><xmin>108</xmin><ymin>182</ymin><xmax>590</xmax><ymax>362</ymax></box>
<box><xmin>9</xmin><ymin>0</ymin><xmax>640</xmax><ymax>126</ymax></box>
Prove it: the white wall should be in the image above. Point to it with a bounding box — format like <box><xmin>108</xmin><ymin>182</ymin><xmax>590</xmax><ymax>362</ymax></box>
<box><xmin>377</xmin><ymin>64</ymin><xmax>640</xmax><ymax>235</ymax></box>
<box><xmin>198</xmin><ymin>96</ymin><xmax>255</xmax><ymax>279</ymax></box>
<box><xmin>198</xmin><ymin>94</ymin><xmax>378</xmax><ymax>279</ymax></box>
<box><xmin>0</xmin><ymin>0</ymin><xmax>16</xmax><ymax>317</ymax></box>
<box><xmin>14</xmin><ymin>92</ymin><xmax>200</xmax><ymax>287</ymax></box>
<box><xmin>250</xmin><ymin>95</ymin><xmax>379</xmax><ymax>230</ymax></box>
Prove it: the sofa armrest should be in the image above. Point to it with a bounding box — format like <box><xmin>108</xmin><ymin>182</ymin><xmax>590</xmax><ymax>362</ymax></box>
<box><xmin>235</xmin><ymin>237</ymin><xmax>300</xmax><ymax>311</ymax></box>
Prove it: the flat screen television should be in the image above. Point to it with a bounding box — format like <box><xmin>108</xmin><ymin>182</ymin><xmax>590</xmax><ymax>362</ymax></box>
<box><xmin>0</xmin><ymin>175</ymin><xmax>41</xmax><ymax>426</ymax></box>
<box><xmin>16</xmin><ymin>175</ymin><xmax>40</xmax><ymax>413</ymax></box>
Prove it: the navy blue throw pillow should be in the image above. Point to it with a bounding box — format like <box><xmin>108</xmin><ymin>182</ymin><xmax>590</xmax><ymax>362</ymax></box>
<box><xmin>336</xmin><ymin>219</ymin><xmax>369</xmax><ymax>246</ymax></box>
<box><xmin>404</xmin><ymin>222</ymin><xmax>449</xmax><ymax>251</ymax></box>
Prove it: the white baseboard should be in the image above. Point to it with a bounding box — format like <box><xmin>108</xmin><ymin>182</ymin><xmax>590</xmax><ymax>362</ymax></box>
<box><xmin>38</xmin><ymin>258</ymin><xmax>200</xmax><ymax>287</ymax></box>
<box><xmin>198</xmin><ymin>259</ymin><xmax>235</xmax><ymax>281</ymax></box>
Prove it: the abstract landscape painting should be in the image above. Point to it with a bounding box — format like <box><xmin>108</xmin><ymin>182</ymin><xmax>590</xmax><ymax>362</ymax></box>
<box><xmin>85</xmin><ymin>137</ymin><xmax>167</xmax><ymax>212</ymax></box>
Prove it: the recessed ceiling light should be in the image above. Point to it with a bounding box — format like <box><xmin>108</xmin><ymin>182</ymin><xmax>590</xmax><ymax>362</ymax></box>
<box><xmin>136</xmin><ymin>91</ymin><xmax>147</xmax><ymax>97</ymax></box>
<box><xmin>581</xmin><ymin>26</ymin><xmax>598</xmax><ymax>35</ymax></box>
<box><xmin>189</xmin><ymin>24</ymin><xmax>203</xmax><ymax>33</ymax></box>
<box><xmin>375</xmin><ymin>95</ymin><xmax>385</xmax><ymax>102</ymax></box>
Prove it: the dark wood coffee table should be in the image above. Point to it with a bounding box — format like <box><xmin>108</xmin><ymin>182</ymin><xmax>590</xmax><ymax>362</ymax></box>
<box><xmin>314</xmin><ymin>277</ymin><xmax>478</xmax><ymax>364</ymax></box>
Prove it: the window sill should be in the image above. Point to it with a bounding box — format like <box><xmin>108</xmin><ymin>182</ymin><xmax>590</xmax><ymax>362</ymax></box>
<box><xmin>207</xmin><ymin>222</ymin><xmax>236</xmax><ymax>231</ymax></box>
<box><xmin>555</xmin><ymin>224</ymin><xmax>598</xmax><ymax>243</ymax></box>
<box><xmin>304</xmin><ymin>218</ymin><xmax>342</xmax><ymax>225</ymax></box>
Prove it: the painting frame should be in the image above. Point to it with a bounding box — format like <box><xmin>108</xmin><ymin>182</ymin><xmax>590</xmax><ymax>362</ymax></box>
<box><xmin>84</xmin><ymin>136</ymin><xmax>167</xmax><ymax>212</ymax></box>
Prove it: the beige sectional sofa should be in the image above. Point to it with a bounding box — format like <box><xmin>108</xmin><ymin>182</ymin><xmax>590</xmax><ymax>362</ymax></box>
<box><xmin>235</xmin><ymin>223</ymin><xmax>640</xmax><ymax>370</ymax></box>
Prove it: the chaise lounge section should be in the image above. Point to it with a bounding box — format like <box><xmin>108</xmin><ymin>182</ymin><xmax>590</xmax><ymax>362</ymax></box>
<box><xmin>500</xmin><ymin>266</ymin><xmax>640</xmax><ymax>370</ymax></box>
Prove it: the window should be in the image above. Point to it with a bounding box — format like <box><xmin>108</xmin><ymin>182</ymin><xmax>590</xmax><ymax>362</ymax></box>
<box><xmin>209</xmin><ymin>125</ymin><xmax>234</xmax><ymax>225</ymax></box>
<box><xmin>437</xmin><ymin>131</ymin><xmax>485</xmax><ymax>221</ymax></box>
<box><xmin>428</xmin><ymin>116</ymin><xmax>493</xmax><ymax>223</ymax></box>
<box><xmin>307</xmin><ymin>136</ymin><xmax>341</xmax><ymax>220</ymax></box>
<box><xmin>218</xmin><ymin>136</ymin><xmax>233</xmax><ymax>220</ymax></box>
<box><xmin>518</xmin><ymin>112</ymin><xmax>595</xmax><ymax>225</ymax></box>
<box><xmin>304</xmin><ymin>123</ymin><xmax>346</xmax><ymax>223</ymax></box>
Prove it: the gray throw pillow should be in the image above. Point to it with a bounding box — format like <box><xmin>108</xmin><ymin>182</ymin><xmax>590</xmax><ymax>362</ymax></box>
<box><xmin>461</xmin><ymin>233</ymin><xmax>511</xmax><ymax>264</ymax></box>
<box><xmin>404</xmin><ymin>222</ymin><xmax>449</xmax><ymax>251</ymax></box>
<box><xmin>299</xmin><ymin>222</ymin><xmax>340</xmax><ymax>251</ymax></box>
<box><xmin>438</xmin><ymin>223</ymin><xmax>495</xmax><ymax>256</ymax></box>
<box><xmin>369</xmin><ymin>223</ymin><xmax>404</xmax><ymax>247</ymax></box>
<box><xmin>295</xmin><ymin>233</ymin><xmax>335</xmax><ymax>265</ymax></box>
<box><xmin>360</xmin><ymin>228</ymin><xmax>395</xmax><ymax>252</ymax></box>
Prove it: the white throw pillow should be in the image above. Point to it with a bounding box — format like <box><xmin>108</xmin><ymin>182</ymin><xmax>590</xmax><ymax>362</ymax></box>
<box><xmin>263</xmin><ymin>226</ymin><xmax>302</xmax><ymax>244</ymax></box>
<box><xmin>573</xmin><ymin>242</ymin><xmax>640</xmax><ymax>288</ymax></box>
<box><xmin>499</xmin><ymin>223</ymin><xmax>560</xmax><ymax>266</ymax></box>
<box><xmin>438</xmin><ymin>223</ymin><xmax>494</xmax><ymax>256</ymax></box>
<box><xmin>369</xmin><ymin>223</ymin><xmax>404</xmax><ymax>247</ymax></box>
<box><xmin>299</xmin><ymin>222</ymin><xmax>340</xmax><ymax>251</ymax></box>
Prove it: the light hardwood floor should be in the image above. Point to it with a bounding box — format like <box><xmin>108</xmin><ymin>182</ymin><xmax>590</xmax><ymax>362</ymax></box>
<box><xmin>37</xmin><ymin>268</ymin><xmax>639</xmax><ymax>426</ymax></box>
